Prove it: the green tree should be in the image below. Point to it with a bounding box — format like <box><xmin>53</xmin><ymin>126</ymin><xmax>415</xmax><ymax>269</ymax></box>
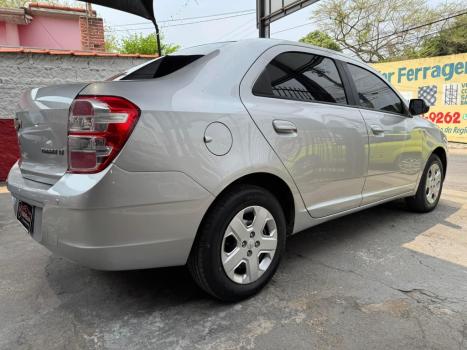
<box><xmin>299</xmin><ymin>31</ymin><xmax>341</xmax><ymax>51</ymax></box>
<box><xmin>104</xmin><ymin>29</ymin><xmax>120</xmax><ymax>53</ymax></box>
<box><xmin>416</xmin><ymin>15</ymin><xmax>467</xmax><ymax>58</ymax></box>
<box><xmin>313</xmin><ymin>0</ymin><xmax>463</xmax><ymax>62</ymax></box>
<box><xmin>119</xmin><ymin>33</ymin><xmax>180</xmax><ymax>56</ymax></box>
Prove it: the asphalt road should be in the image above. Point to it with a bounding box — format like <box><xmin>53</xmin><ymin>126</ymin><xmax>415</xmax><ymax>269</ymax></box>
<box><xmin>1</xmin><ymin>150</ymin><xmax>466</xmax><ymax>350</ymax></box>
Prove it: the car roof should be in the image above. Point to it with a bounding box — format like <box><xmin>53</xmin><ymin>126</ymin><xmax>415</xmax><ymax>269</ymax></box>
<box><xmin>176</xmin><ymin>38</ymin><xmax>365</xmax><ymax>66</ymax></box>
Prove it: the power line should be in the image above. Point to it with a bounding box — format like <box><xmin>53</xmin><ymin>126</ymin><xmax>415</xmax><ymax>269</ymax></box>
<box><xmin>237</xmin><ymin>22</ymin><xmax>258</xmax><ymax>40</ymax></box>
<box><xmin>272</xmin><ymin>17</ymin><xmax>329</xmax><ymax>35</ymax></box>
<box><xmin>271</xmin><ymin>9</ymin><xmax>466</xmax><ymax>41</ymax></box>
<box><xmin>110</xmin><ymin>9</ymin><xmax>256</xmax><ymax>28</ymax></box>
<box><xmin>272</xmin><ymin>21</ymin><xmax>316</xmax><ymax>35</ymax></box>
<box><xmin>346</xmin><ymin>10</ymin><xmax>466</xmax><ymax>59</ymax></box>
<box><xmin>347</xmin><ymin>20</ymin><xmax>467</xmax><ymax>60</ymax></box>
<box><xmin>394</xmin><ymin>22</ymin><xmax>467</xmax><ymax>47</ymax></box>
<box><xmin>111</xmin><ymin>11</ymin><xmax>256</xmax><ymax>32</ymax></box>
<box><xmin>162</xmin><ymin>11</ymin><xmax>256</xmax><ymax>28</ymax></box>
<box><xmin>360</xmin><ymin>10</ymin><xmax>467</xmax><ymax>45</ymax></box>
<box><xmin>266</xmin><ymin>9</ymin><xmax>466</xmax><ymax>60</ymax></box>
<box><xmin>217</xmin><ymin>16</ymin><xmax>255</xmax><ymax>42</ymax></box>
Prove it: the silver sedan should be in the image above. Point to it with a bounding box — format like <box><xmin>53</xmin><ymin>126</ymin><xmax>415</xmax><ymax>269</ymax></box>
<box><xmin>7</xmin><ymin>39</ymin><xmax>447</xmax><ymax>301</ymax></box>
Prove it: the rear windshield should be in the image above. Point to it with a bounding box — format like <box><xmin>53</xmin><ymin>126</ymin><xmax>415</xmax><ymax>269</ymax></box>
<box><xmin>121</xmin><ymin>55</ymin><xmax>203</xmax><ymax>80</ymax></box>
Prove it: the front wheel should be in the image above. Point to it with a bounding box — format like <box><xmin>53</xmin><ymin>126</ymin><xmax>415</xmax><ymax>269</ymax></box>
<box><xmin>405</xmin><ymin>154</ymin><xmax>444</xmax><ymax>213</ymax></box>
<box><xmin>188</xmin><ymin>185</ymin><xmax>286</xmax><ymax>301</ymax></box>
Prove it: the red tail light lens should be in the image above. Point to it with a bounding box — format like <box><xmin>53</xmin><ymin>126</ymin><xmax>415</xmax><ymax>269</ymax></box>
<box><xmin>68</xmin><ymin>96</ymin><xmax>140</xmax><ymax>174</ymax></box>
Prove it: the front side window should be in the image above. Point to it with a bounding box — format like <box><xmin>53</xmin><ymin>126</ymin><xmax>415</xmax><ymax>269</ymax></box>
<box><xmin>253</xmin><ymin>52</ymin><xmax>347</xmax><ymax>105</ymax></box>
<box><xmin>348</xmin><ymin>64</ymin><xmax>404</xmax><ymax>114</ymax></box>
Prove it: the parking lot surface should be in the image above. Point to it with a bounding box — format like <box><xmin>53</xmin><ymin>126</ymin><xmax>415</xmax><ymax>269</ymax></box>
<box><xmin>1</xmin><ymin>149</ymin><xmax>466</xmax><ymax>350</ymax></box>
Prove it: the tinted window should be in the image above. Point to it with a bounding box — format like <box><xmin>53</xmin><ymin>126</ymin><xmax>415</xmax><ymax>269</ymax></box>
<box><xmin>348</xmin><ymin>64</ymin><xmax>404</xmax><ymax>114</ymax></box>
<box><xmin>253</xmin><ymin>52</ymin><xmax>347</xmax><ymax>104</ymax></box>
<box><xmin>122</xmin><ymin>55</ymin><xmax>203</xmax><ymax>80</ymax></box>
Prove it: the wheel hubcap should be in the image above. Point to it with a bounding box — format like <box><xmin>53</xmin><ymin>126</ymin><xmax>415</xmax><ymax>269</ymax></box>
<box><xmin>221</xmin><ymin>206</ymin><xmax>278</xmax><ymax>284</ymax></box>
<box><xmin>425</xmin><ymin>163</ymin><xmax>442</xmax><ymax>205</ymax></box>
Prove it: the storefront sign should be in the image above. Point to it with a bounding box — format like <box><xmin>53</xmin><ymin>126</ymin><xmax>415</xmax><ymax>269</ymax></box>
<box><xmin>373</xmin><ymin>53</ymin><xmax>467</xmax><ymax>143</ymax></box>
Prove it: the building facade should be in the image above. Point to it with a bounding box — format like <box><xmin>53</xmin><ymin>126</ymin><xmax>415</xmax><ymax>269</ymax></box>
<box><xmin>0</xmin><ymin>2</ymin><xmax>105</xmax><ymax>51</ymax></box>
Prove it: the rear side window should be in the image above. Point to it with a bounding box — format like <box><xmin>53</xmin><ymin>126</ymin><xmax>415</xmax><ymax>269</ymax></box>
<box><xmin>347</xmin><ymin>64</ymin><xmax>404</xmax><ymax>114</ymax></box>
<box><xmin>122</xmin><ymin>55</ymin><xmax>203</xmax><ymax>80</ymax></box>
<box><xmin>253</xmin><ymin>52</ymin><xmax>347</xmax><ymax>104</ymax></box>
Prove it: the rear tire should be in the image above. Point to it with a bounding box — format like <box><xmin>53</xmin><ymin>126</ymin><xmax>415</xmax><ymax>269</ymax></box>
<box><xmin>405</xmin><ymin>154</ymin><xmax>444</xmax><ymax>213</ymax></box>
<box><xmin>188</xmin><ymin>185</ymin><xmax>286</xmax><ymax>301</ymax></box>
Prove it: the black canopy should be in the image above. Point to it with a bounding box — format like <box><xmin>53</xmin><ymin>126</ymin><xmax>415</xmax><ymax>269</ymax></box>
<box><xmin>78</xmin><ymin>0</ymin><xmax>161</xmax><ymax>55</ymax></box>
<box><xmin>78</xmin><ymin>0</ymin><xmax>156</xmax><ymax>23</ymax></box>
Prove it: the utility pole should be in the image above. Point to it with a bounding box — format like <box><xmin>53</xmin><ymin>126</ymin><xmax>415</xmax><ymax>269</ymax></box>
<box><xmin>257</xmin><ymin>0</ymin><xmax>270</xmax><ymax>38</ymax></box>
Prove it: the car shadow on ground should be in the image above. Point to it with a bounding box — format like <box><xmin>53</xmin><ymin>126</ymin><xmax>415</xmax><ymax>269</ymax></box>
<box><xmin>43</xmin><ymin>196</ymin><xmax>464</xmax><ymax>311</ymax></box>
<box><xmin>286</xmin><ymin>198</ymin><xmax>462</xmax><ymax>259</ymax></box>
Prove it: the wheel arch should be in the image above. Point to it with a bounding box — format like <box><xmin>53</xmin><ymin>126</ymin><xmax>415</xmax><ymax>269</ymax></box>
<box><xmin>200</xmin><ymin>172</ymin><xmax>296</xmax><ymax>238</ymax></box>
<box><xmin>432</xmin><ymin>147</ymin><xmax>447</xmax><ymax>176</ymax></box>
<box><xmin>227</xmin><ymin>172</ymin><xmax>295</xmax><ymax>235</ymax></box>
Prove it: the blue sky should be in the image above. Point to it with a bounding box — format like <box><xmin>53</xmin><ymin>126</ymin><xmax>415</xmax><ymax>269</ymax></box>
<box><xmin>95</xmin><ymin>0</ymin><xmax>323</xmax><ymax>48</ymax></box>
<box><xmin>94</xmin><ymin>0</ymin><xmax>445</xmax><ymax>49</ymax></box>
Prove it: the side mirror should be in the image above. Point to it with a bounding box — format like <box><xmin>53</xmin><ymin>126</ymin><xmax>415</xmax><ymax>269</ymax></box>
<box><xmin>409</xmin><ymin>99</ymin><xmax>430</xmax><ymax>115</ymax></box>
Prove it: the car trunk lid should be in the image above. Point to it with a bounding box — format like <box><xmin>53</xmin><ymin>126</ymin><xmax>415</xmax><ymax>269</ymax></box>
<box><xmin>16</xmin><ymin>83</ymin><xmax>88</xmax><ymax>185</ymax></box>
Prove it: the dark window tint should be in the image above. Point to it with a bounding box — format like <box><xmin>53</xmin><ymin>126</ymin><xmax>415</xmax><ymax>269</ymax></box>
<box><xmin>253</xmin><ymin>52</ymin><xmax>347</xmax><ymax>104</ymax></box>
<box><xmin>348</xmin><ymin>64</ymin><xmax>404</xmax><ymax>114</ymax></box>
<box><xmin>122</xmin><ymin>55</ymin><xmax>203</xmax><ymax>80</ymax></box>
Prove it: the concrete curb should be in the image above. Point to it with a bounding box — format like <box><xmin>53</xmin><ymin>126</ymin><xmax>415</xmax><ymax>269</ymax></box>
<box><xmin>448</xmin><ymin>142</ymin><xmax>467</xmax><ymax>150</ymax></box>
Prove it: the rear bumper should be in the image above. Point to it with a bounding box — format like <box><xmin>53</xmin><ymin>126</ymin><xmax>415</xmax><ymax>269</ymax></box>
<box><xmin>7</xmin><ymin>162</ymin><xmax>213</xmax><ymax>270</ymax></box>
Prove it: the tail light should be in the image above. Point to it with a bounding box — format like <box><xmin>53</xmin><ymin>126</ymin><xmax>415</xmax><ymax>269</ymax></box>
<box><xmin>67</xmin><ymin>96</ymin><xmax>140</xmax><ymax>174</ymax></box>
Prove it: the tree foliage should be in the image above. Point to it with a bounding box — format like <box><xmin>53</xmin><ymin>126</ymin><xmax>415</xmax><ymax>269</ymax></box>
<box><xmin>120</xmin><ymin>33</ymin><xmax>177</xmax><ymax>56</ymax></box>
<box><xmin>313</xmin><ymin>0</ymin><xmax>464</xmax><ymax>62</ymax></box>
<box><xmin>0</xmin><ymin>0</ymin><xmax>33</xmax><ymax>6</ymax></box>
<box><xmin>105</xmin><ymin>31</ymin><xmax>180</xmax><ymax>56</ymax></box>
<box><xmin>104</xmin><ymin>30</ymin><xmax>120</xmax><ymax>53</ymax></box>
<box><xmin>416</xmin><ymin>15</ymin><xmax>467</xmax><ymax>58</ymax></box>
<box><xmin>299</xmin><ymin>30</ymin><xmax>341</xmax><ymax>51</ymax></box>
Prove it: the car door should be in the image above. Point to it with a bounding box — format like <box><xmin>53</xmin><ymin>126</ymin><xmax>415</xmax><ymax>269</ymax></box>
<box><xmin>240</xmin><ymin>46</ymin><xmax>368</xmax><ymax>218</ymax></box>
<box><xmin>345</xmin><ymin>63</ymin><xmax>423</xmax><ymax>205</ymax></box>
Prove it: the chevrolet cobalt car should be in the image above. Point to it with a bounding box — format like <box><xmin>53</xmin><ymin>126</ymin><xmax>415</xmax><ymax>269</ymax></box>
<box><xmin>8</xmin><ymin>39</ymin><xmax>447</xmax><ymax>301</ymax></box>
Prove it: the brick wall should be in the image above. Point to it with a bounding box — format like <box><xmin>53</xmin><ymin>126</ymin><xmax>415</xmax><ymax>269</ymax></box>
<box><xmin>79</xmin><ymin>16</ymin><xmax>105</xmax><ymax>52</ymax></box>
<box><xmin>0</xmin><ymin>52</ymin><xmax>150</xmax><ymax>181</ymax></box>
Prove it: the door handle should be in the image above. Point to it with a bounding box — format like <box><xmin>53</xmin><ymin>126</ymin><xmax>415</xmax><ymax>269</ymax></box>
<box><xmin>370</xmin><ymin>124</ymin><xmax>385</xmax><ymax>136</ymax></box>
<box><xmin>273</xmin><ymin>120</ymin><xmax>297</xmax><ymax>135</ymax></box>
